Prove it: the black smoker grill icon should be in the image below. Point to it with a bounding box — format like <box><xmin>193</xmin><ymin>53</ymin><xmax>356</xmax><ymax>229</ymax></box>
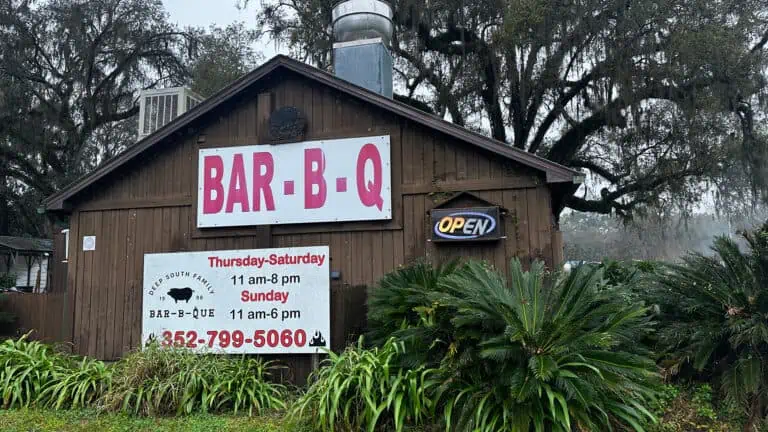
<box><xmin>167</xmin><ymin>287</ymin><xmax>194</xmax><ymax>303</ymax></box>
<box><xmin>309</xmin><ymin>331</ymin><xmax>326</xmax><ymax>347</ymax></box>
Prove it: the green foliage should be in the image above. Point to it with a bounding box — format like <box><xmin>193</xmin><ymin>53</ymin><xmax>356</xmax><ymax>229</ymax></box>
<box><xmin>37</xmin><ymin>357</ymin><xmax>112</xmax><ymax>410</ymax></box>
<box><xmin>289</xmin><ymin>337</ymin><xmax>438</xmax><ymax>432</ymax></box>
<box><xmin>690</xmin><ymin>384</ymin><xmax>717</xmax><ymax>421</ymax></box>
<box><xmin>647</xmin><ymin>384</ymin><xmax>680</xmax><ymax>419</ymax></box>
<box><xmin>101</xmin><ymin>342</ymin><xmax>286</xmax><ymax>416</ymax></box>
<box><xmin>205</xmin><ymin>357</ymin><xmax>288</xmax><ymax>416</ymax></box>
<box><xmin>648</xmin><ymin>384</ymin><xmax>736</xmax><ymax>432</ymax></box>
<box><xmin>0</xmin><ymin>273</ymin><xmax>16</xmax><ymax>290</ymax></box>
<box><xmin>0</xmin><ymin>0</ymin><xmax>197</xmax><ymax>235</ymax></box>
<box><xmin>0</xmin><ymin>334</ymin><xmax>67</xmax><ymax>409</ymax></box>
<box><xmin>249</xmin><ymin>0</ymin><xmax>768</xmax><ymax>217</ymax></box>
<box><xmin>600</xmin><ymin>259</ymin><xmax>660</xmax><ymax>287</ymax></box>
<box><xmin>438</xmin><ymin>260</ymin><xmax>661</xmax><ymax>431</ymax></box>
<box><xmin>651</xmin><ymin>221</ymin><xmax>768</xmax><ymax>428</ymax></box>
<box><xmin>188</xmin><ymin>22</ymin><xmax>263</xmax><ymax>97</ymax></box>
<box><xmin>366</xmin><ymin>258</ymin><xmax>462</xmax><ymax>367</ymax></box>
<box><xmin>0</xmin><ymin>335</ymin><xmax>287</xmax><ymax>417</ymax></box>
<box><xmin>368</xmin><ymin>258</ymin><xmax>661</xmax><ymax>431</ymax></box>
<box><xmin>0</xmin><ymin>333</ymin><xmax>112</xmax><ymax>410</ymax></box>
<box><xmin>0</xmin><ymin>408</ymin><xmax>296</xmax><ymax>432</ymax></box>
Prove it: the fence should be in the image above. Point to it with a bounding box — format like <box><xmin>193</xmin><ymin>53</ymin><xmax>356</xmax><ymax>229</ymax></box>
<box><xmin>0</xmin><ymin>237</ymin><xmax>369</xmax><ymax>385</ymax></box>
<box><xmin>1</xmin><ymin>292</ymin><xmax>69</xmax><ymax>344</ymax></box>
<box><xmin>0</xmin><ymin>230</ymin><xmax>71</xmax><ymax>345</ymax></box>
<box><xmin>47</xmin><ymin>229</ymin><xmax>68</xmax><ymax>294</ymax></box>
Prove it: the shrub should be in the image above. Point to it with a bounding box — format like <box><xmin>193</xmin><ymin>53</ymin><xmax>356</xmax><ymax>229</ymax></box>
<box><xmin>0</xmin><ymin>273</ymin><xmax>16</xmax><ymax>290</ymax></box>
<box><xmin>205</xmin><ymin>356</ymin><xmax>288</xmax><ymax>415</ymax></box>
<box><xmin>649</xmin><ymin>383</ymin><xmax>736</xmax><ymax>432</ymax></box>
<box><xmin>371</xmin><ymin>258</ymin><xmax>661</xmax><ymax>431</ymax></box>
<box><xmin>366</xmin><ymin>258</ymin><xmax>461</xmax><ymax>362</ymax></box>
<box><xmin>652</xmin><ymin>221</ymin><xmax>768</xmax><ymax>430</ymax></box>
<box><xmin>37</xmin><ymin>356</ymin><xmax>113</xmax><ymax>409</ymax></box>
<box><xmin>0</xmin><ymin>334</ymin><xmax>66</xmax><ymax>408</ymax></box>
<box><xmin>289</xmin><ymin>337</ymin><xmax>439</xmax><ymax>432</ymax></box>
<box><xmin>0</xmin><ymin>333</ymin><xmax>111</xmax><ymax>410</ymax></box>
<box><xmin>101</xmin><ymin>342</ymin><xmax>287</xmax><ymax>416</ymax></box>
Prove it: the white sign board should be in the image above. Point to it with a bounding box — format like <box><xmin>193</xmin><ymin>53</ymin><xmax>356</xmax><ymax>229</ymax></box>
<box><xmin>82</xmin><ymin>236</ymin><xmax>96</xmax><ymax>251</ymax></box>
<box><xmin>197</xmin><ymin>135</ymin><xmax>391</xmax><ymax>228</ymax></box>
<box><xmin>141</xmin><ymin>246</ymin><xmax>330</xmax><ymax>354</ymax></box>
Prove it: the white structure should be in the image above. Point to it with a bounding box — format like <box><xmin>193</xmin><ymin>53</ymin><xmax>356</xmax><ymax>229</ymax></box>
<box><xmin>137</xmin><ymin>87</ymin><xmax>204</xmax><ymax>141</ymax></box>
<box><xmin>0</xmin><ymin>236</ymin><xmax>52</xmax><ymax>293</ymax></box>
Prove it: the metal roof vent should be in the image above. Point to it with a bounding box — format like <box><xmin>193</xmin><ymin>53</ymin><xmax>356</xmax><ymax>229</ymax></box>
<box><xmin>137</xmin><ymin>87</ymin><xmax>203</xmax><ymax>142</ymax></box>
<box><xmin>331</xmin><ymin>0</ymin><xmax>394</xmax><ymax>98</ymax></box>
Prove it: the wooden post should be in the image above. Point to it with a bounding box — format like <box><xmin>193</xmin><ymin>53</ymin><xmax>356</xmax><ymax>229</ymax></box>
<box><xmin>25</xmin><ymin>255</ymin><xmax>32</xmax><ymax>288</ymax></box>
<box><xmin>552</xmin><ymin>231</ymin><xmax>564</xmax><ymax>267</ymax></box>
<box><xmin>311</xmin><ymin>353</ymin><xmax>319</xmax><ymax>371</ymax></box>
<box><xmin>34</xmin><ymin>255</ymin><xmax>41</xmax><ymax>293</ymax></box>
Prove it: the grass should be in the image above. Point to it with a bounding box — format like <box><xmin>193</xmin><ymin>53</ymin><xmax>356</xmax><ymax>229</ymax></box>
<box><xmin>0</xmin><ymin>409</ymin><xmax>298</xmax><ymax>432</ymax></box>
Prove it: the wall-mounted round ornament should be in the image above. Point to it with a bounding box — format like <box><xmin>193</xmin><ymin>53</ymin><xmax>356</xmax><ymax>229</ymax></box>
<box><xmin>268</xmin><ymin>106</ymin><xmax>307</xmax><ymax>141</ymax></box>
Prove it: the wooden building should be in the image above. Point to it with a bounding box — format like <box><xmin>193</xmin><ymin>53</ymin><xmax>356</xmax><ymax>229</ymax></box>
<box><xmin>43</xmin><ymin>53</ymin><xmax>581</xmax><ymax>378</ymax></box>
<box><xmin>0</xmin><ymin>236</ymin><xmax>53</xmax><ymax>293</ymax></box>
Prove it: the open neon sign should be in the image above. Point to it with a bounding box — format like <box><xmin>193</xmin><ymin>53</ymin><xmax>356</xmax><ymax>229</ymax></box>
<box><xmin>430</xmin><ymin>207</ymin><xmax>503</xmax><ymax>243</ymax></box>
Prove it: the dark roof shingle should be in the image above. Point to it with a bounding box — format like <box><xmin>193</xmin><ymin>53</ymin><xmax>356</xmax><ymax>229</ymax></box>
<box><xmin>0</xmin><ymin>236</ymin><xmax>53</xmax><ymax>253</ymax></box>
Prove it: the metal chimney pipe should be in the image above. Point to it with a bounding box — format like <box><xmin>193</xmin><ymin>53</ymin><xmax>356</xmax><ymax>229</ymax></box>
<box><xmin>332</xmin><ymin>0</ymin><xmax>393</xmax><ymax>46</ymax></box>
<box><xmin>331</xmin><ymin>0</ymin><xmax>394</xmax><ymax>98</ymax></box>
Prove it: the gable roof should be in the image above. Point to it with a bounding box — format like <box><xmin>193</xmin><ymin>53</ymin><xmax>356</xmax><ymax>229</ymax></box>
<box><xmin>44</xmin><ymin>55</ymin><xmax>583</xmax><ymax>211</ymax></box>
<box><xmin>0</xmin><ymin>236</ymin><xmax>53</xmax><ymax>253</ymax></box>
<box><xmin>430</xmin><ymin>191</ymin><xmax>509</xmax><ymax>214</ymax></box>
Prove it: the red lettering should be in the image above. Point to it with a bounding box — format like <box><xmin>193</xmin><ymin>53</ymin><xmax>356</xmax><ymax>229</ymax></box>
<box><xmin>225</xmin><ymin>154</ymin><xmax>249</xmax><ymax>213</ymax></box>
<box><xmin>304</xmin><ymin>148</ymin><xmax>327</xmax><ymax>209</ymax></box>
<box><xmin>253</xmin><ymin>152</ymin><xmax>276</xmax><ymax>211</ymax></box>
<box><xmin>356</xmin><ymin>144</ymin><xmax>384</xmax><ymax>210</ymax></box>
<box><xmin>203</xmin><ymin>155</ymin><xmax>224</xmax><ymax>214</ymax></box>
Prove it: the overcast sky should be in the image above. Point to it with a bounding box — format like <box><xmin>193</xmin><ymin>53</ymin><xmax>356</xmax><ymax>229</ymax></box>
<box><xmin>163</xmin><ymin>0</ymin><xmax>284</xmax><ymax>58</ymax></box>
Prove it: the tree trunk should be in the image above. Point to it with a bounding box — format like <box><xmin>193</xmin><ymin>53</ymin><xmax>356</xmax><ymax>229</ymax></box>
<box><xmin>744</xmin><ymin>396</ymin><xmax>762</xmax><ymax>432</ymax></box>
<box><xmin>0</xmin><ymin>176</ymin><xmax>10</xmax><ymax>235</ymax></box>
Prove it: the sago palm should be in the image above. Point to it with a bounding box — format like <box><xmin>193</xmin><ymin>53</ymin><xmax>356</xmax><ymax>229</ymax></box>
<box><xmin>653</xmin><ymin>222</ymin><xmax>768</xmax><ymax>431</ymax></box>
<box><xmin>366</xmin><ymin>258</ymin><xmax>462</xmax><ymax>367</ymax></box>
<box><xmin>425</xmin><ymin>259</ymin><xmax>660</xmax><ymax>432</ymax></box>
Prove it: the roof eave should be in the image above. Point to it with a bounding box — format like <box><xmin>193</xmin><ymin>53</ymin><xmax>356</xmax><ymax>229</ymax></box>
<box><xmin>44</xmin><ymin>54</ymin><xmax>585</xmax><ymax>210</ymax></box>
<box><xmin>42</xmin><ymin>59</ymin><xmax>287</xmax><ymax>212</ymax></box>
<box><xmin>546</xmin><ymin>170</ymin><xmax>585</xmax><ymax>185</ymax></box>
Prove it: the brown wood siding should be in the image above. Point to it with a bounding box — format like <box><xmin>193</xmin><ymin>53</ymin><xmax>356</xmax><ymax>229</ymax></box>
<box><xmin>62</xmin><ymin>73</ymin><xmax>564</xmax><ymax>375</ymax></box>
<box><xmin>48</xmin><ymin>230</ymin><xmax>68</xmax><ymax>294</ymax></box>
<box><xmin>2</xmin><ymin>292</ymin><xmax>68</xmax><ymax>343</ymax></box>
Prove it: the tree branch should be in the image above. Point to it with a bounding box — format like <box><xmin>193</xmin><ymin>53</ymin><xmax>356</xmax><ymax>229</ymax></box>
<box><xmin>570</xmin><ymin>158</ymin><xmax>625</xmax><ymax>183</ymax></box>
<box><xmin>547</xmin><ymin>78</ymin><xmax>718</xmax><ymax>164</ymax></box>
<box><xmin>393</xmin><ymin>93</ymin><xmax>435</xmax><ymax>115</ymax></box>
<box><xmin>528</xmin><ymin>60</ymin><xmax>612</xmax><ymax>155</ymax></box>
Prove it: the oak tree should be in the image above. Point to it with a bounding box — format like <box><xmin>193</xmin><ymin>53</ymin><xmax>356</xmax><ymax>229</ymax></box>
<box><xmin>0</xmin><ymin>0</ymin><xmax>193</xmax><ymax>234</ymax></box>
<box><xmin>245</xmin><ymin>0</ymin><xmax>768</xmax><ymax>217</ymax></box>
<box><xmin>188</xmin><ymin>22</ymin><xmax>263</xmax><ymax>98</ymax></box>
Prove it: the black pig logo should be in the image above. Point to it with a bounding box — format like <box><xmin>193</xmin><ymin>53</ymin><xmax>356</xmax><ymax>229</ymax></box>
<box><xmin>167</xmin><ymin>287</ymin><xmax>194</xmax><ymax>303</ymax></box>
<box><xmin>308</xmin><ymin>331</ymin><xmax>326</xmax><ymax>347</ymax></box>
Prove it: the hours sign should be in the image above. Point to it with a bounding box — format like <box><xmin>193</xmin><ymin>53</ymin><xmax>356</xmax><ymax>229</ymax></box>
<box><xmin>141</xmin><ymin>246</ymin><xmax>331</xmax><ymax>354</ymax></box>
<box><xmin>197</xmin><ymin>135</ymin><xmax>392</xmax><ymax>228</ymax></box>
